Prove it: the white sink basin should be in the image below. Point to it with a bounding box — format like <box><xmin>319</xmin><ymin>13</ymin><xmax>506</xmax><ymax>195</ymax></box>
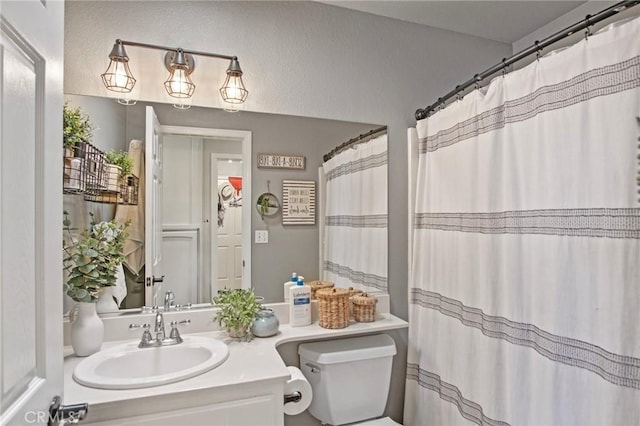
<box><xmin>73</xmin><ymin>336</ymin><xmax>229</xmax><ymax>389</ymax></box>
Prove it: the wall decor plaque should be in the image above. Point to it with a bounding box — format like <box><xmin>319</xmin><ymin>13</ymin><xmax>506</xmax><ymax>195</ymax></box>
<box><xmin>257</xmin><ymin>153</ymin><xmax>306</xmax><ymax>170</ymax></box>
<box><xmin>282</xmin><ymin>180</ymin><xmax>315</xmax><ymax>225</ymax></box>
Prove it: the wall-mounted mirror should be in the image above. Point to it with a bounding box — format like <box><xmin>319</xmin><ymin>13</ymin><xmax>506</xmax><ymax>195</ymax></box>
<box><xmin>63</xmin><ymin>94</ymin><xmax>386</xmax><ymax>313</ymax></box>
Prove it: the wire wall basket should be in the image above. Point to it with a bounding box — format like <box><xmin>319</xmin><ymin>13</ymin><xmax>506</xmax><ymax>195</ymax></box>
<box><xmin>63</xmin><ymin>142</ymin><xmax>139</xmax><ymax>205</ymax></box>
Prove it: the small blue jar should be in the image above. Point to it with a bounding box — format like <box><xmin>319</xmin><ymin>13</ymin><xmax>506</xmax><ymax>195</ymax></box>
<box><xmin>251</xmin><ymin>308</ymin><xmax>280</xmax><ymax>338</ymax></box>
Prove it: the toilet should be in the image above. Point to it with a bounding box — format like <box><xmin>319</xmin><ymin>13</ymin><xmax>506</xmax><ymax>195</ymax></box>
<box><xmin>298</xmin><ymin>334</ymin><xmax>400</xmax><ymax>425</ymax></box>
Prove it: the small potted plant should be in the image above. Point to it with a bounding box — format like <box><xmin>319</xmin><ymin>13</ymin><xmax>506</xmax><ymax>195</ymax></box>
<box><xmin>63</xmin><ymin>211</ymin><xmax>129</xmax><ymax>356</ymax></box>
<box><xmin>104</xmin><ymin>150</ymin><xmax>133</xmax><ymax>192</ymax></box>
<box><xmin>212</xmin><ymin>289</ymin><xmax>262</xmax><ymax>340</ymax></box>
<box><xmin>63</xmin><ymin>102</ymin><xmax>94</xmax><ymax>157</ymax></box>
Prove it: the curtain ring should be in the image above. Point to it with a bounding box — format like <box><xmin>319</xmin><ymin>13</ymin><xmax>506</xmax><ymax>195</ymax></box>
<box><xmin>473</xmin><ymin>74</ymin><xmax>481</xmax><ymax>90</ymax></box>
<box><xmin>535</xmin><ymin>40</ymin><xmax>541</xmax><ymax>61</ymax></box>
<box><xmin>501</xmin><ymin>58</ymin><xmax>508</xmax><ymax>77</ymax></box>
<box><xmin>584</xmin><ymin>14</ymin><xmax>592</xmax><ymax>40</ymax></box>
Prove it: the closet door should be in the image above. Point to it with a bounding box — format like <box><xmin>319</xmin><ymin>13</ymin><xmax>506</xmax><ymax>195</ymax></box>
<box><xmin>0</xmin><ymin>1</ymin><xmax>64</xmax><ymax>423</ymax></box>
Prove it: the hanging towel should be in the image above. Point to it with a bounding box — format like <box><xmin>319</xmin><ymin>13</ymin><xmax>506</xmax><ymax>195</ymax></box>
<box><xmin>112</xmin><ymin>264</ymin><xmax>127</xmax><ymax>306</ymax></box>
<box><xmin>114</xmin><ymin>139</ymin><xmax>145</xmax><ymax>275</ymax></box>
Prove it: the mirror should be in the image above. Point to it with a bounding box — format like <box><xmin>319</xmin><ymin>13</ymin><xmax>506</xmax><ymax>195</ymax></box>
<box><xmin>63</xmin><ymin>94</ymin><xmax>386</xmax><ymax>312</ymax></box>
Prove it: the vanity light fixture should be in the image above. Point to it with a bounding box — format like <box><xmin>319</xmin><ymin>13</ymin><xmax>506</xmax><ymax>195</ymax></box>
<box><xmin>100</xmin><ymin>39</ymin><xmax>248</xmax><ymax>109</ymax></box>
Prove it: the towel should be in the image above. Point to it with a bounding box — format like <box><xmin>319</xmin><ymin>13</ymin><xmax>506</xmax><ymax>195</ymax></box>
<box><xmin>113</xmin><ymin>264</ymin><xmax>127</xmax><ymax>306</ymax></box>
<box><xmin>114</xmin><ymin>140</ymin><xmax>145</xmax><ymax>275</ymax></box>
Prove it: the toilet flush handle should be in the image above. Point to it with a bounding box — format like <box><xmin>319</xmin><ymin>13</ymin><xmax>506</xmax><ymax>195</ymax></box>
<box><xmin>305</xmin><ymin>362</ymin><xmax>321</xmax><ymax>373</ymax></box>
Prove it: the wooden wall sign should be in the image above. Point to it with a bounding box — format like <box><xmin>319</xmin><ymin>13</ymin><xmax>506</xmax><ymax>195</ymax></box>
<box><xmin>282</xmin><ymin>180</ymin><xmax>315</xmax><ymax>225</ymax></box>
<box><xmin>257</xmin><ymin>153</ymin><xmax>306</xmax><ymax>170</ymax></box>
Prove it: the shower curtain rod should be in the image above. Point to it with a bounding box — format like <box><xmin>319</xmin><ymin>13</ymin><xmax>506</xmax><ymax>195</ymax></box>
<box><xmin>414</xmin><ymin>0</ymin><xmax>640</xmax><ymax>121</ymax></box>
<box><xmin>323</xmin><ymin>125</ymin><xmax>388</xmax><ymax>162</ymax></box>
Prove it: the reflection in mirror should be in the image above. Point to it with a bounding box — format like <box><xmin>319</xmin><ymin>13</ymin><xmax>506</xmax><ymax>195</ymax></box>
<box><xmin>63</xmin><ymin>94</ymin><xmax>386</xmax><ymax>315</ymax></box>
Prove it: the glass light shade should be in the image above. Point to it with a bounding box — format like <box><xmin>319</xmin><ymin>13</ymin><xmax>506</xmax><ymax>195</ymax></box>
<box><xmin>101</xmin><ymin>59</ymin><xmax>136</xmax><ymax>93</ymax></box>
<box><xmin>164</xmin><ymin>66</ymin><xmax>196</xmax><ymax>98</ymax></box>
<box><xmin>219</xmin><ymin>73</ymin><xmax>248</xmax><ymax>104</ymax></box>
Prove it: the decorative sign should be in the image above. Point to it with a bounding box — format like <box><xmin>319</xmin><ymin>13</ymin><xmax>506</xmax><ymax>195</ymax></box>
<box><xmin>257</xmin><ymin>153</ymin><xmax>306</xmax><ymax>170</ymax></box>
<box><xmin>282</xmin><ymin>180</ymin><xmax>316</xmax><ymax>225</ymax></box>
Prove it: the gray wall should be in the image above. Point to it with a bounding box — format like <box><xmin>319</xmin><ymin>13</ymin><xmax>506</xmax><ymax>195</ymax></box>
<box><xmin>123</xmin><ymin>101</ymin><xmax>378</xmax><ymax>303</ymax></box>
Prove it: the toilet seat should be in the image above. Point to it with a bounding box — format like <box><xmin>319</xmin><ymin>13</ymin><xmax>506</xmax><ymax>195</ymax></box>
<box><xmin>354</xmin><ymin>416</ymin><xmax>401</xmax><ymax>425</ymax></box>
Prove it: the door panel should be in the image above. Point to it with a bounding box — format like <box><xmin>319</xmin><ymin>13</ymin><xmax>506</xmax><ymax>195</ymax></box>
<box><xmin>1</xmin><ymin>1</ymin><xmax>64</xmax><ymax>423</ymax></box>
<box><xmin>216</xmin><ymin>205</ymin><xmax>242</xmax><ymax>290</ymax></box>
<box><xmin>144</xmin><ymin>107</ymin><xmax>163</xmax><ymax>307</ymax></box>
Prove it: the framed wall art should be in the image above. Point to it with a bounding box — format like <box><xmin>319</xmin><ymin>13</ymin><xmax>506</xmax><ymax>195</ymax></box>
<box><xmin>282</xmin><ymin>180</ymin><xmax>315</xmax><ymax>225</ymax></box>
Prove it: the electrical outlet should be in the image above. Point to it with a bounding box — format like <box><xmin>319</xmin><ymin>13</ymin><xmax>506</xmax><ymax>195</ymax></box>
<box><xmin>255</xmin><ymin>230</ymin><xmax>269</xmax><ymax>244</ymax></box>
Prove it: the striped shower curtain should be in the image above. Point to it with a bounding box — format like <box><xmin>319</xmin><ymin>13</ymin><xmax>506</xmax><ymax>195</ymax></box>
<box><xmin>322</xmin><ymin>133</ymin><xmax>388</xmax><ymax>293</ymax></box>
<box><xmin>405</xmin><ymin>16</ymin><xmax>640</xmax><ymax>426</ymax></box>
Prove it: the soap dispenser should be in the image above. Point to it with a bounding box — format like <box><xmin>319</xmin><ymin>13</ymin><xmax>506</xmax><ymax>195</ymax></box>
<box><xmin>284</xmin><ymin>272</ymin><xmax>298</xmax><ymax>302</ymax></box>
<box><xmin>289</xmin><ymin>276</ymin><xmax>311</xmax><ymax>326</ymax></box>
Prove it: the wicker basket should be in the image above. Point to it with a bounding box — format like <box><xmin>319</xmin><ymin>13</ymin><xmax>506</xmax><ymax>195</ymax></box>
<box><xmin>351</xmin><ymin>293</ymin><xmax>378</xmax><ymax>322</ymax></box>
<box><xmin>308</xmin><ymin>280</ymin><xmax>335</xmax><ymax>299</ymax></box>
<box><xmin>347</xmin><ymin>287</ymin><xmax>364</xmax><ymax>319</ymax></box>
<box><xmin>316</xmin><ymin>287</ymin><xmax>350</xmax><ymax>329</ymax></box>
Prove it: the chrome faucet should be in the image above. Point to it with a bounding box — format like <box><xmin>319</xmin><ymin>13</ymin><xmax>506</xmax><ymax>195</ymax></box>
<box><xmin>154</xmin><ymin>311</ymin><xmax>166</xmax><ymax>341</ymax></box>
<box><xmin>129</xmin><ymin>309</ymin><xmax>191</xmax><ymax>348</ymax></box>
<box><xmin>164</xmin><ymin>291</ymin><xmax>175</xmax><ymax>311</ymax></box>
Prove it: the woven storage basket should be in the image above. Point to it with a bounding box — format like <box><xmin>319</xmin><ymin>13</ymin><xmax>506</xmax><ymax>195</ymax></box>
<box><xmin>347</xmin><ymin>287</ymin><xmax>364</xmax><ymax>319</ymax></box>
<box><xmin>308</xmin><ymin>280</ymin><xmax>335</xmax><ymax>299</ymax></box>
<box><xmin>351</xmin><ymin>293</ymin><xmax>378</xmax><ymax>322</ymax></box>
<box><xmin>316</xmin><ymin>287</ymin><xmax>350</xmax><ymax>329</ymax></box>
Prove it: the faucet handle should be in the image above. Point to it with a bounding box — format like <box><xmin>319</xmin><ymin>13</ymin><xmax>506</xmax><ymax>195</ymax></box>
<box><xmin>169</xmin><ymin>319</ymin><xmax>190</xmax><ymax>342</ymax></box>
<box><xmin>170</xmin><ymin>319</ymin><xmax>191</xmax><ymax>327</ymax></box>
<box><xmin>176</xmin><ymin>303</ymin><xmax>192</xmax><ymax>311</ymax></box>
<box><xmin>129</xmin><ymin>323</ymin><xmax>151</xmax><ymax>331</ymax></box>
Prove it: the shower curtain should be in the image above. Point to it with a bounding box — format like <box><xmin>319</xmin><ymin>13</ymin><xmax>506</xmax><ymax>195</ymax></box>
<box><xmin>322</xmin><ymin>133</ymin><xmax>388</xmax><ymax>292</ymax></box>
<box><xmin>405</xmin><ymin>16</ymin><xmax>640</xmax><ymax>426</ymax></box>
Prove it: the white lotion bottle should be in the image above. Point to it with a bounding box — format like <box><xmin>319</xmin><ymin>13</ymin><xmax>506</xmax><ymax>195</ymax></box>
<box><xmin>284</xmin><ymin>272</ymin><xmax>298</xmax><ymax>302</ymax></box>
<box><xmin>289</xmin><ymin>276</ymin><xmax>311</xmax><ymax>326</ymax></box>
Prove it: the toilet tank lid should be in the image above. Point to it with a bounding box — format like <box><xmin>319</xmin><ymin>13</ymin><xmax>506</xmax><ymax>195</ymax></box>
<box><xmin>298</xmin><ymin>334</ymin><xmax>396</xmax><ymax>365</ymax></box>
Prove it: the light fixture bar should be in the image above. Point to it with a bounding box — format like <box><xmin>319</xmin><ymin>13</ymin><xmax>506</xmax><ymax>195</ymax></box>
<box><xmin>101</xmin><ymin>39</ymin><xmax>248</xmax><ymax>108</ymax></box>
<box><xmin>115</xmin><ymin>39</ymin><xmax>235</xmax><ymax>61</ymax></box>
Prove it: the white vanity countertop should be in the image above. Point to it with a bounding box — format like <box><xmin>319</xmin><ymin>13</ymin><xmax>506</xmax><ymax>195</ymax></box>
<box><xmin>63</xmin><ymin>313</ymin><xmax>408</xmax><ymax>406</ymax></box>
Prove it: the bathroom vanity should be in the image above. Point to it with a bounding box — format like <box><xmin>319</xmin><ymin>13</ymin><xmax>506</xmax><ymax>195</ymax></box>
<box><xmin>63</xmin><ymin>299</ymin><xmax>407</xmax><ymax>425</ymax></box>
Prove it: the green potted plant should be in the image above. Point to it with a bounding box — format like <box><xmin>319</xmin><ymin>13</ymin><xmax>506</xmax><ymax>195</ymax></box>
<box><xmin>63</xmin><ymin>102</ymin><xmax>94</xmax><ymax>156</ymax></box>
<box><xmin>212</xmin><ymin>289</ymin><xmax>262</xmax><ymax>340</ymax></box>
<box><xmin>63</xmin><ymin>211</ymin><xmax>128</xmax><ymax>356</ymax></box>
<box><xmin>63</xmin><ymin>211</ymin><xmax>129</xmax><ymax>302</ymax></box>
<box><xmin>104</xmin><ymin>150</ymin><xmax>134</xmax><ymax>191</ymax></box>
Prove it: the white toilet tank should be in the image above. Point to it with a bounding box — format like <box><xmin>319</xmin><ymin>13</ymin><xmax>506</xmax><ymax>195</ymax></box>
<box><xmin>298</xmin><ymin>334</ymin><xmax>396</xmax><ymax>425</ymax></box>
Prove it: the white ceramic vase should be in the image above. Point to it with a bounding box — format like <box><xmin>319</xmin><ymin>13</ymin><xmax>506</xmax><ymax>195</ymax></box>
<box><xmin>96</xmin><ymin>286</ymin><xmax>119</xmax><ymax>314</ymax></box>
<box><xmin>71</xmin><ymin>302</ymin><xmax>104</xmax><ymax>357</ymax></box>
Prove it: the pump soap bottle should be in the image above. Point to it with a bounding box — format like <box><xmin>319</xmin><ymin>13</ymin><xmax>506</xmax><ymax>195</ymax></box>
<box><xmin>284</xmin><ymin>272</ymin><xmax>298</xmax><ymax>302</ymax></box>
<box><xmin>289</xmin><ymin>276</ymin><xmax>311</xmax><ymax>326</ymax></box>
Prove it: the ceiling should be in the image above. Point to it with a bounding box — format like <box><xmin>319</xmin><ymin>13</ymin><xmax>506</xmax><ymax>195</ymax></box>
<box><xmin>319</xmin><ymin>1</ymin><xmax>588</xmax><ymax>44</ymax></box>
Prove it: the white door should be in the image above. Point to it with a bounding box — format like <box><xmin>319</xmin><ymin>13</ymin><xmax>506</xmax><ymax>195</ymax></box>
<box><xmin>144</xmin><ymin>106</ymin><xmax>164</xmax><ymax>307</ymax></box>
<box><xmin>210</xmin><ymin>154</ymin><xmax>243</xmax><ymax>295</ymax></box>
<box><xmin>1</xmin><ymin>1</ymin><xmax>65</xmax><ymax>424</ymax></box>
<box><xmin>216</xmin><ymin>203</ymin><xmax>243</xmax><ymax>291</ymax></box>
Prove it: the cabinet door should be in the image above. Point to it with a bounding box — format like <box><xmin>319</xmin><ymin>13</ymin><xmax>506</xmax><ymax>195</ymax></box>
<box><xmin>88</xmin><ymin>394</ymin><xmax>282</xmax><ymax>426</ymax></box>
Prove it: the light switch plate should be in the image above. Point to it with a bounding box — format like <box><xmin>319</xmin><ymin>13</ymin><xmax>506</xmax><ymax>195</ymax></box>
<box><xmin>255</xmin><ymin>230</ymin><xmax>269</xmax><ymax>244</ymax></box>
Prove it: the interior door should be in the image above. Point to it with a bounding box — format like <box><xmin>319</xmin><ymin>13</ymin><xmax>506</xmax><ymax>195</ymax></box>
<box><xmin>216</xmin><ymin>202</ymin><xmax>243</xmax><ymax>290</ymax></box>
<box><xmin>144</xmin><ymin>106</ymin><xmax>164</xmax><ymax>307</ymax></box>
<box><xmin>0</xmin><ymin>1</ymin><xmax>65</xmax><ymax>424</ymax></box>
